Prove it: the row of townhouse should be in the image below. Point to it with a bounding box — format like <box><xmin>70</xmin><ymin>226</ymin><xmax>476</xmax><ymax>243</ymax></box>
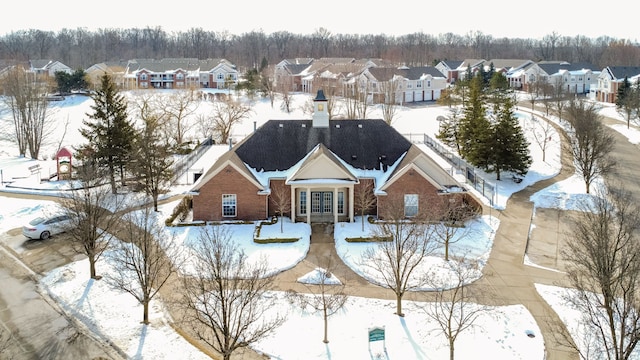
<box><xmin>9</xmin><ymin>58</ymin><xmax>640</xmax><ymax>105</ymax></box>
<box><xmin>8</xmin><ymin>58</ymin><xmax>240</xmax><ymax>91</ymax></box>
<box><xmin>274</xmin><ymin>57</ymin><xmax>448</xmax><ymax>104</ymax></box>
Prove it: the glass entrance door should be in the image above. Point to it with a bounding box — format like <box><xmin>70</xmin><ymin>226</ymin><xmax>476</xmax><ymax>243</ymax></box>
<box><xmin>311</xmin><ymin>191</ymin><xmax>332</xmax><ymax>214</ymax></box>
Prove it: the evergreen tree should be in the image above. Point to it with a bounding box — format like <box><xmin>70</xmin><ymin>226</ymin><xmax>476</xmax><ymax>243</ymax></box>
<box><xmin>616</xmin><ymin>76</ymin><xmax>631</xmax><ymax>107</ymax></box>
<box><xmin>436</xmin><ymin>107</ymin><xmax>464</xmax><ymax>154</ymax></box>
<box><xmin>459</xmin><ymin>73</ymin><xmax>492</xmax><ymax>166</ymax></box>
<box><xmin>488</xmin><ymin>97</ymin><xmax>532</xmax><ymax>180</ymax></box>
<box><xmin>80</xmin><ymin>74</ymin><xmax>135</xmax><ymax>194</ymax></box>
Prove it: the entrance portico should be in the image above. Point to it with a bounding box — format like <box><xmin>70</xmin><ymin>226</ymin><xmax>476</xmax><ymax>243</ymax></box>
<box><xmin>289</xmin><ymin>180</ymin><xmax>355</xmax><ymax>224</ymax></box>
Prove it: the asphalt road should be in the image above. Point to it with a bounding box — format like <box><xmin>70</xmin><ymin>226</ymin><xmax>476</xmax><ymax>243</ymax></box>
<box><xmin>0</xmin><ymin>219</ymin><xmax>122</xmax><ymax>360</ymax></box>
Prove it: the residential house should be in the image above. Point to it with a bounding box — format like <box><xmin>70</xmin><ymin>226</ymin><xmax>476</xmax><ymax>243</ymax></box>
<box><xmin>123</xmin><ymin>58</ymin><xmax>238</xmax><ymax>90</ymax></box>
<box><xmin>190</xmin><ymin>90</ymin><xmax>478</xmax><ymax>224</ymax></box>
<box><xmin>85</xmin><ymin>60</ymin><xmax>129</xmax><ymax>89</ymax></box>
<box><xmin>434</xmin><ymin>60</ymin><xmax>464</xmax><ymax>83</ymax></box>
<box><xmin>516</xmin><ymin>61</ymin><xmax>598</xmax><ymax>94</ymax></box>
<box><xmin>29</xmin><ymin>60</ymin><xmax>73</xmax><ymax>77</ymax></box>
<box><xmin>453</xmin><ymin>59</ymin><xmax>486</xmax><ymax>81</ymax></box>
<box><xmin>274</xmin><ymin>58</ymin><xmax>314</xmax><ymax>92</ymax></box>
<box><xmin>594</xmin><ymin>66</ymin><xmax>640</xmax><ymax>103</ymax></box>
<box><xmin>299</xmin><ymin>58</ymin><xmax>360</xmax><ymax>94</ymax></box>
<box><xmin>360</xmin><ymin>66</ymin><xmax>447</xmax><ymax>104</ymax></box>
<box><xmin>274</xmin><ymin>58</ymin><xmax>398</xmax><ymax>95</ymax></box>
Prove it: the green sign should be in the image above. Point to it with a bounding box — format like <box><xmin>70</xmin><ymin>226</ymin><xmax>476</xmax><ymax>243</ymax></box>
<box><xmin>368</xmin><ymin>327</ymin><xmax>385</xmax><ymax>342</ymax></box>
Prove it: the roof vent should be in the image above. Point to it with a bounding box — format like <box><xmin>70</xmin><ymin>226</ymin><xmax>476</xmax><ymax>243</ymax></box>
<box><xmin>335</xmin><ymin>124</ymin><xmax>340</xmax><ymax>128</ymax></box>
<box><xmin>301</xmin><ymin>123</ymin><xmax>306</xmax><ymax>128</ymax></box>
<box><xmin>351</xmin><ymin>155</ymin><xmax>357</xmax><ymax>160</ymax></box>
<box><xmin>358</xmin><ymin>124</ymin><xmax>363</xmax><ymax>128</ymax></box>
<box><xmin>279</xmin><ymin>123</ymin><xmax>283</xmax><ymax>128</ymax></box>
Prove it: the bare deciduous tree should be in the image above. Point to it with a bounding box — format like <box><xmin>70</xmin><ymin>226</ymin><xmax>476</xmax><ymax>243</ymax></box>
<box><xmin>354</xmin><ymin>179</ymin><xmax>377</xmax><ymax>231</ymax></box>
<box><xmin>287</xmin><ymin>255</ymin><xmax>348</xmax><ymax>343</ymax></box>
<box><xmin>164</xmin><ymin>89</ymin><xmax>199</xmax><ymax>146</ymax></box>
<box><xmin>433</xmin><ymin>195</ymin><xmax>476</xmax><ymax>262</ymax></box>
<box><xmin>551</xmin><ymin>78</ymin><xmax>570</xmax><ymax>123</ymax></box>
<box><xmin>424</xmin><ymin>259</ymin><xmax>490</xmax><ymax>360</ymax></box>
<box><xmin>527</xmin><ymin>115</ymin><xmax>556</xmax><ymax>163</ymax></box>
<box><xmin>279</xmin><ymin>84</ymin><xmax>293</xmax><ymax>114</ymax></box>
<box><xmin>561</xmin><ymin>185</ymin><xmax>640</xmax><ymax>360</ymax></box>
<box><xmin>106</xmin><ymin>206</ymin><xmax>182</xmax><ymax>324</ymax></box>
<box><xmin>210</xmin><ymin>97</ymin><xmax>253</xmax><ymax>144</ymax></box>
<box><xmin>564</xmin><ymin>99</ymin><xmax>616</xmax><ymax>193</ymax></box>
<box><xmin>269</xmin><ymin>181</ymin><xmax>291</xmax><ymax>233</ymax></box>
<box><xmin>61</xmin><ymin>162</ymin><xmax>123</xmax><ymax>279</ymax></box>
<box><xmin>180</xmin><ymin>225</ymin><xmax>285</xmax><ymax>360</ymax></box>
<box><xmin>360</xmin><ymin>194</ymin><xmax>436</xmax><ymax>316</ymax></box>
<box><xmin>380</xmin><ymin>78</ymin><xmax>400</xmax><ymax>125</ymax></box>
<box><xmin>132</xmin><ymin>110</ymin><xmax>174</xmax><ymax>211</ymax></box>
<box><xmin>0</xmin><ymin>65</ymin><xmax>54</xmax><ymax>159</ymax></box>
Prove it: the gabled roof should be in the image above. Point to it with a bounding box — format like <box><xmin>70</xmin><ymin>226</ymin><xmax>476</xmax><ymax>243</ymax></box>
<box><xmin>191</xmin><ymin>146</ymin><xmax>264</xmax><ymax>192</ymax></box>
<box><xmin>127</xmin><ymin>58</ymin><xmax>235</xmax><ymax>73</ymax></box>
<box><xmin>287</xmin><ymin>143</ymin><xmax>358</xmax><ymax>183</ymax></box>
<box><xmin>382</xmin><ymin>144</ymin><xmax>463</xmax><ymax>191</ymax></box>
<box><xmin>458</xmin><ymin>59</ymin><xmax>485</xmax><ymax>69</ymax></box>
<box><xmin>439</xmin><ymin>60</ymin><xmax>464</xmax><ymax>70</ymax></box>
<box><xmin>537</xmin><ymin>61</ymin><xmax>597</xmax><ymax>76</ymax></box>
<box><xmin>483</xmin><ymin>59</ymin><xmax>532</xmax><ymax>71</ymax></box>
<box><xmin>284</xmin><ymin>63</ymin><xmax>313</xmax><ymax>75</ymax></box>
<box><xmin>404</xmin><ymin>66</ymin><xmax>446</xmax><ymax>79</ymax></box>
<box><xmin>234</xmin><ymin>119</ymin><xmax>412</xmax><ymax>172</ymax></box>
<box><xmin>606</xmin><ymin>66</ymin><xmax>640</xmax><ymax>81</ymax></box>
<box><xmin>367</xmin><ymin>66</ymin><xmax>444</xmax><ymax>81</ymax></box>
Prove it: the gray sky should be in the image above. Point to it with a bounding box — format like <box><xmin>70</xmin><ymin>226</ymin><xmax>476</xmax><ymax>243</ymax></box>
<box><xmin>2</xmin><ymin>0</ymin><xmax>636</xmax><ymax>41</ymax></box>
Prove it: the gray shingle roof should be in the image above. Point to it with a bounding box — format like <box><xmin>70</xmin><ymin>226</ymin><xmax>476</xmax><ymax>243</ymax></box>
<box><xmin>538</xmin><ymin>61</ymin><xmax>597</xmax><ymax>75</ymax></box>
<box><xmin>127</xmin><ymin>58</ymin><xmax>232</xmax><ymax>72</ymax></box>
<box><xmin>368</xmin><ymin>66</ymin><xmax>444</xmax><ymax>81</ymax></box>
<box><xmin>234</xmin><ymin>119</ymin><xmax>412</xmax><ymax>171</ymax></box>
<box><xmin>608</xmin><ymin>66</ymin><xmax>640</xmax><ymax>80</ymax></box>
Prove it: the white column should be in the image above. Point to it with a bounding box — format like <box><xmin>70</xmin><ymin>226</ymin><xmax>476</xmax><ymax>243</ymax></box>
<box><xmin>306</xmin><ymin>187</ymin><xmax>311</xmax><ymax>224</ymax></box>
<box><xmin>333</xmin><ymin>187</ymin><xmax>338</xmax><ymax>224</ymax></box>
<box><xmin>349</xmin><ymin>184</ymin><xmax>354</xmax><ymax>223</ymax></box>
<box><xmin>290</xmin><ymin>185</ymin><xmax>296</xmax><ymax>222</ymax></box>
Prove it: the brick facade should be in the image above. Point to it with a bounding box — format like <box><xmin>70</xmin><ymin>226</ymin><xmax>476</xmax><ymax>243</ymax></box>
<box><xmin>268</xmin><ymin>179</ymin><xmax>291</xmax><ymax>218</ymax></box>
<box><xmin>378</xmin><ymin>169</ymin><xmax>481</xmax><ymax>220</ymax></box>
<box><xmin>192</xmin><ymin>165</ymin><xmax>267</xmax><ymax>221</ymax></box>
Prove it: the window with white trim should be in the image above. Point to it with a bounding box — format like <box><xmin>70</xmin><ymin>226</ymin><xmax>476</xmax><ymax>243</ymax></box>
<box><xmin>299</xmin><ymin>191</ymin><xmax>307</xmax><ymax>215</ymax></box>
<box><xmin>404</xmin><ymin>194</ymin><xmax>418</xmax><ymax>217</ymax></box>
<box><xmin>222</xmin><ymin>194</ymin><xmax>237</xmax><ymax>217</ymax></box>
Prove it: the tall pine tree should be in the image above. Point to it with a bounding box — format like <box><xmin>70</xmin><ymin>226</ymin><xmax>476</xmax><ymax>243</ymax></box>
<box><xmin>459</xmin><ymin>72</ymin><xmax>492</xmax><ymax>167</ymax></box>
<box><xmin>488</xmin><ymin>97</ymin><xmax>532</xmax><ymax>180</ymax></box>
<box><xmin>80</xmin><ymin>74</ymin><xmax>135</xmax><ymax>194</ymax></box>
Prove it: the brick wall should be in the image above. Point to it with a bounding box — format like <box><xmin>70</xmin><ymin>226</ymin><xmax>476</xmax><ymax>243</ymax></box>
<box><xmin>268</xmin><ymin>179</ymin><xmax>291</xmax><ymax>218</ymax></box>
<box><xmin>377</xmin><ymin>169</ymin><xmax>442</xmax><ymax>219</ymax></box>
<box><xmin>192</xmin><ymin>165</ymin><xmax>267</xmax><ymax>221</ymax></box>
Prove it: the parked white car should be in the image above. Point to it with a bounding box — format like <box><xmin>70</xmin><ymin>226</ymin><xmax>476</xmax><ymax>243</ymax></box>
<box><xmin>22</xmin><ymin>214</ymin><xmax>71</xmax><ymax>240</ymax></box>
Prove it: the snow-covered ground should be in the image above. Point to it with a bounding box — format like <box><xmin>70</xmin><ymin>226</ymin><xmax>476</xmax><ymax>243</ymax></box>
<box><xmin>2</xmin><ymin>91</ymin><xmax>640</xmax><ymax>359</ymax></box>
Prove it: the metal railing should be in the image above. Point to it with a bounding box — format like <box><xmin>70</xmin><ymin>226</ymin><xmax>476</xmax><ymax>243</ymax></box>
<box><xmin>421</xmin><ymin>133</ymin><xmax>496</xmax><ymax>205</ymax></box>
<box><xmin>171</xmin><ymin>137</ymin><xmax>214</xmax><ymax>184</ymax></box>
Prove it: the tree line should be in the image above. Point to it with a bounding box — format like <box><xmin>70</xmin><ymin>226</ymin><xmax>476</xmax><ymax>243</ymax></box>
<box><xmin>1</xmin><ymin>27</ymin><xmax>639</xmax><ymax>72</ymax></box>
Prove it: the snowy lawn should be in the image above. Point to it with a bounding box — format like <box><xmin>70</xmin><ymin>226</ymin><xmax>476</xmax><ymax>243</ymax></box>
<box><xmin>254</xmin><ymin>292</ymin><xmax>544</xmax><ymax>360</ymax></box>
<box><xmin>334</xmin><ymin>215</ymin><xmax>498</xmax><ymax>290</ymax></box>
